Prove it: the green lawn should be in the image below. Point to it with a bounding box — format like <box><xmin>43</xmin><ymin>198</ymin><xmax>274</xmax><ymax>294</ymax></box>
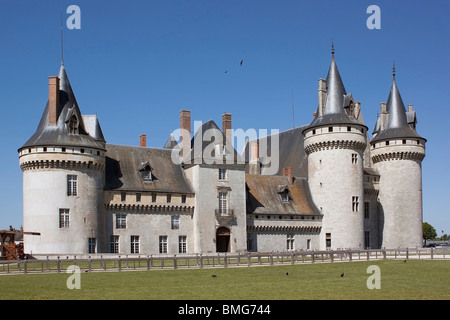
<box><xmin>1</xmin><ymin>260</ymin><xmax>449</xmax><ymax>300</ymax></box>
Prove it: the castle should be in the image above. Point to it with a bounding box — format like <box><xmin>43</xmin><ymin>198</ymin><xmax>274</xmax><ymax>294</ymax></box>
<box><xmin>18</xmin><ymin>49</ymin><xmax>426</xmax><ymax>255</ymax></box>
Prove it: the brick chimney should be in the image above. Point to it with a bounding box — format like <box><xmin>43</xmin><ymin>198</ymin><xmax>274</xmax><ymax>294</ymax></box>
<box><xmin>180</xmin><ymin>110</ymin><xmax>191</xmax><ymax>158</ymax></box>
<box><xmin>249</xmin><ymin>140</ymin><xmax>260</xmax><ymax>175</ymax></box>
<box><xmin>222</xmin><ymin>113</ymin><xmax>232</xmax><ymax>146</ymax></box>
<box><xmin>140</xmin><ymin>134</ymin><xmax>147</xmax><ymax>147</ymax></box>
<box><xmin>283</xmin><ymin>167</ymin><xmax>293</xmax><ymax>184</ymax></box>
<box><xmin>48</xmin><ymin>76</ymin><xmax>60</xmax><ymax>125</ymax></box>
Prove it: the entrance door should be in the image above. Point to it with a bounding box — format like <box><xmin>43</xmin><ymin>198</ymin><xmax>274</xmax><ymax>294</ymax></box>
<box><xmin>216</xmin><ymin>227</ymin><xmax>231</xmax><ymax>253</ymax></box>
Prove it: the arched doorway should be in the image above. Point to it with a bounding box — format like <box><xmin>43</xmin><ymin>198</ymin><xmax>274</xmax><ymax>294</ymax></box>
<box><xmin>216</xmin><ymin>227</ymin><xmax>231</xmax><ymax>253</ymax></box>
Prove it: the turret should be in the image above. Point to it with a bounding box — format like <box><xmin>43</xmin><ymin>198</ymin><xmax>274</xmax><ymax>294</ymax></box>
<box><xmin>303</xmin><ymin>47</ymin><xmax>368</xmax><ymax>250</ymax></box>
<box><xmin>370</xmin><ymin>66</ymin><xmax>426</xmax><ymax>248</ymax></box>
<box><xmin>18</xmin><ymin>64</ymin><xmax>106</xmax><ymax>255</ymax></box>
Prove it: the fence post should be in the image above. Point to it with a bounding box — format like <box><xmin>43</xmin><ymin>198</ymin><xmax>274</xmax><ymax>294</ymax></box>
<box><xmin>57</xmin><ymin>256</ymin><xmax>61</xmax><ymax>273</ymax></box>
<box><xmin>406</xmin><ymin>248</ymin><xmax>409</xmax><ymax>260</ymax></box>
<box><xmin>330</xmin><ymin>251</ymin><xmax>334</xmax><ymax>263</ymax></box>
<box><xmin>367</xmin><ymin>250</ymin><xmax>370</xmax><ymax>261</ymax></box>
<box><xmin>118</xmin><ymin>256</ymin><xmax>122</xmax><ymax>271</ymax></box>
<box><xmin>247</xmin><ymin>253</ymin><xmax>251</xmax><ymax>267</ymax></box>
<box><xmin>348</xmin><ymin>250</ymin><xmax>352</xmax><ymax>261</ymax></box>
<box><xmin>431</xmin><ymin>247</ymin><xmax>434</xmax><ymax>260</ymax></box>
<box><xmin>311</xmin><ymin>251</ymin><xmax>315</xmax><ymax>263</ymax></box>
<box><xmin>174</xmin><ymin>255</ymin><xmax>177</xmax><ymax>269</ymax></box>
<box><xmin>24</xmin><ymin>260</ymin><xmax>27</xmax><ymax>274</ymax></box>
<box><xmin>88</xmin><ymin>256</ymin><xmax>92</xmax><ymax>272</ymax></box>
<box><xmin>200</xmin><ymin>254</ymin><xmax>203</xmax><ymax>269</ymax></box>
<box><xmin>224</xmin><ymin>254</ymin><xmax>228</xmax><ymax>268</ymax></box>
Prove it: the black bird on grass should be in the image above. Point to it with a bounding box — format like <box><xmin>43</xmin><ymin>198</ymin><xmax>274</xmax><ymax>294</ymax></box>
<box><xmin>212</xmin><ymin>274</ymin><xmax>217</xmax><ymax>278</ymax></box>
<box><xmin>340</xmin><ymin>273</ymin><xmax>344</xmax><ymax>277</ymax></box>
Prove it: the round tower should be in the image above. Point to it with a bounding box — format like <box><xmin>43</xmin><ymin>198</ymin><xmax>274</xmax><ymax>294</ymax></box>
<box><xmin>370</xmin><ymin>68</ymin><xmax>426</xmax><ymax>249</ymax></box>
<box><xmin>18</xmin><ymin>64</ymin><xmax>106</xmax><ymax>255</ymax></box>
<box><xmin>303</xmin><ymin>49</ymin><xmax>367</xmax><ymax>250</ymax></box>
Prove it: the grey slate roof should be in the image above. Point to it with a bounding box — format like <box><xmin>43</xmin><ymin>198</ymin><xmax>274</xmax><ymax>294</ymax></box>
<box><xmin>244</xmin><ymin>125</ymin><xmax>309</xmax><ymax>178</ymax></box>
<box><xmin>304</xmin><ymin>52</ymin><xmax>366</xmax><ymax>132</ymax></box>
<box><xmin>183</xmin><ymin>120</ymin><xmax>243</xmax><ymax>165</ymax></box>
<box><xmin>246</xmin><ymin>174</ymin><xmax>322</xmax><ymax>216</ymax></box>
<box><xmin>104</xmin><ymin>144</ymin><xmax>193</xmax><ymax>194</ymax></box>
<box><xmin>371</xmin><ymin>75</ymin><xmax>425</xmax><ymax>143</ymax></box>
<box><xmin>20</xmin><ymin>64</ymin><xmax>105</xmax><ymax>150</ymax></box>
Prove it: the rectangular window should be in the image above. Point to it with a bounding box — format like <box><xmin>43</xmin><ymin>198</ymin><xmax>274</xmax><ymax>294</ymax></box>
<box><xmin>121</xmin><ymin>192</ymin><xmax>126</xmax><ymax>202</ymax></box>
<box><xmin>116</xmin><ymin>213</ymin><xmax>126</xmax><ymax>229</ymax></box>
<box><xmin>167</xmin><ymin>194</ymin><xmax>171</xmax><ymax>203</ymax></box>
<box><xmin>306</xmin><ymin>239</ymin><xmax>311</xmax><ymax>250</ymax></box>
<box><xmin>364</xmin><ymin>202</ymin><xmax>370</xmax><ymax>219</ymax></box>
<box><xmin>110</xmin><ymin>235</ymin><xmax>119</xmax><ymax>253</ymax></box>
<box><xmin>281</xmin><ymin>190</ymin><xmax>289</xmax><ymax>203</ymax></box>
<box><xmin>67</xmin><ymin>175</ymin><xmax>77</xmax><ymax>196</ymax></box>
<box><xmin>247</xmin><ymin>237</ymin><xmax>253</xmax><ymax>252</ymax></box>
<box><xmin>219</xmin><ymin>168</ymin><xmax>227</xmax><ymax>180</ymax></box>
<box><xmin>159</xmin><ymin>236</ymin><xmax>168</xmax><ymax>254</ymax></box>
<box><xmin>59</xmin><ymin>209</ymin><xmax>70</xmax><ymax>228</ymax></box>
<box><xmin>351</xmin><ymin>153</ymin><xmax>358</xmax><ymax>164</ymax></box>
<box><xmin>131</xmin><ymin>236</ymin><xmax>139</xmax><ymax>254</ymax></box>
<box><xmin>352</xmin><ymin>196</ymin><xmax>359</xmax><ymax>212</ymax></box>
<box><xmin>287</xmin><ymin>234</ymin><xmax>294</xmax><ymax>251</ymax></box>
<box><xmin>171</xmin><ymin>215</ymin><xmax>180</xmax><ymax>230</ymax></box>
<box><xmin>181</xmin><ymin>195</ymin><xmax>187</xmax><ymax>204</ymax></box>
<box><xmin>328</xmin><ymin>126</ymin><xmax>333</xmax><ymax>132</ymax></box>
<box><xmin>136</xmin><ymin>193</ymin><xmax>141</xmax><ymax>202</ymax></box>
<box><xmin>326</xmin><ymin>233</ymin><xmax>331</xmax><ymax>248</ymax></box>
<box><xmin>364</xmin><ymin>231</ymin><xmax>370</xmax><ymax>249</ymax></box>
<box><xmin>178</xmin><ymin>236</ymin><xmax>187</xmax><ymax>254</ymax></box>
<box><xmin>152</xmin><ymin>193</ymin><xmax>157</xmax><ymax>202</ymax></box>
<box><xmin>219</xmin><ymin>192</ymin><xmax>228</xmax><ymax>215</ymax></box>
<box><xmin>88</xmin><ymin>238</ymin><xmax>96</xmax><ymax>254</ymax></box>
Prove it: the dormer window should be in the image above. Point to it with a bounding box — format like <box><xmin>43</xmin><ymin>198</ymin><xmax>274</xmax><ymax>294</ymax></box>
<box><xmin>281</xmin><ymin>190</ymin><xmax>290</xmax><ymax>203</ymax></box>
<box><xmin>138</xmin><ymin>161</ymin><xmax>153</xmax><ymax>182</ymax></box>
<box><xmin>68</xmin><ymin>115</ymin><xmax>78</xmax><ymax>134</ymax></box>
<box><xmin>278</xmin><ymin>185</ymin><xmax>290</xmax><ymax>203</ymax></box>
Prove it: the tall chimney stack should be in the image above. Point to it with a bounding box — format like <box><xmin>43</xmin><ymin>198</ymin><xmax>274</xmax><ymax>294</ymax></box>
<box><xmin>249</xmin><ymin>140</ymin><xmax>260</xmax><ymax>175</ymax></box>
<box><xmin>283</xmin><ymin>167</ymin><xmax>293</xmax><ymax>184</ymax></box>
<box><xmin>180</xmin><ymin>110</ymin><xmax>191</xmax><ymax>158</ymax></box>
<box><xmin>48</xmin><ymin>76</ymin><xmax>60</xmax><ymax>125</ymax></box>
<box><xmin>140</xmin><ymin>134</ymin><xmax>147</xmax><ymax>147</ymax></box>
<box><xmin>222</xmin><ymin>113</ymin><xmax>232</xmax><ymax>146</ymax></box>
<box><xmin>317</xmin><ymin>78</ymin><xmax>327</xmax><ymax>117</ymax></box>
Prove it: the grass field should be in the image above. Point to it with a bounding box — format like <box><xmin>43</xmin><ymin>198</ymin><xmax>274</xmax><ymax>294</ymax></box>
<box><xmin>0</xmin><ymin>259</ymin><xmax>449</xmax><ymax>300</ymax></box>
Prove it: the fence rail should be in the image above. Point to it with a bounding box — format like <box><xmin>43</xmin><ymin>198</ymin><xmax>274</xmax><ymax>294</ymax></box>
<box><xmin>1</xmin><ymin>247</ymin><xmax>449</xmax><ymax>275</ymax></box>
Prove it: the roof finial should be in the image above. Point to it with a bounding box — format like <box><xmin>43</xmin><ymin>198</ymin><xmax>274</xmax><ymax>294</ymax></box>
<box><xmin>60</xmin><ymin>9</ymin><xmax>64</xmax><ymax>66</ymax></box>
<box><xmin>392</xmin><ymin>60</ymin><xmax>396</xmax><ymax>78</ymax></box>
<box><xmin>331</xmin><ymin>38</ymin><xmax>335</xmax><ymax>55</ymax></box>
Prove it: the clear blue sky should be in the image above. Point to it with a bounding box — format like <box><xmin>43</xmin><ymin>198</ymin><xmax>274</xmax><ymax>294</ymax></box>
<box><xmin>1</xmin><ymin>0</ymin><xmax>449</xmax><ymax>235</ymax></box>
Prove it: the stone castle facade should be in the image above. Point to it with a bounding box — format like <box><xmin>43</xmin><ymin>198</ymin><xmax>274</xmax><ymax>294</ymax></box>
<box><xmin>18</xmin><ymin>50</ymin><xmax>426</xmax><ymax>255</ymax></box>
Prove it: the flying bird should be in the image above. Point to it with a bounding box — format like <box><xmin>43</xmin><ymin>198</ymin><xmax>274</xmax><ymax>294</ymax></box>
<box><xmin>240</xmin><ymin>60</ymin><xmax>243</xmax><ymax>66</ymax></box>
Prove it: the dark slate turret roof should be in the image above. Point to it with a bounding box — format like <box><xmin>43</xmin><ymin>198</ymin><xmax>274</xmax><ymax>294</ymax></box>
<box><xmin>104</xmin><ymin>144</ymin><xmax>193</xmax><ymax>194</ymax></box>
<box><xmin>371</xmin><ymin>73</ymin><xmax>425</xmax><ymax>143</ymax></box>
<box><xmin>304</xmin><ymin>51</ymin><xmax>365</xmax><ymax>132</ymax></box>
<box><xmin>20</xmin><ymin>64</ymin><xmax>105</xmax><ymax>150</ymax></box>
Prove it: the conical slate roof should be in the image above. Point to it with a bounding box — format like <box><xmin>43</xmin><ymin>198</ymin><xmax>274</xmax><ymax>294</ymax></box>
<box><xmin>305</xmin><ymin>50</ymin><xmax>364</xmax><ymax>132</ymax></box>
<box><xmin>20</xmin><ymin>64</ymin><xmax>105</xmax><ymax>150</ymax></box>
<box><xmin>371</xmin><ymin>72</ymin><xmax>425</xmax><ymax>143</ymax></box>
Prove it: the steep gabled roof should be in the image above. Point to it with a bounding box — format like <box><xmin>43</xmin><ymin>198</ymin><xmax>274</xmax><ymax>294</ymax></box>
<box><xmin>246</xmin><ymin>174</ymin><xmax>322</xmax><ymax>216</ymax></box>
<box><xmin>104</xmin><ymin>144</ymin><xmax>193</xmax><ymax>194</ymax></box>
<box><xmin>20</xmin><ymin>64</ymin><xmax>105</xmax><ymax>150</ymax></box>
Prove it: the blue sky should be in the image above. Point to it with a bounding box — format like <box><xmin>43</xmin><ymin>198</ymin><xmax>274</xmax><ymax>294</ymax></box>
<box><xmin>0</xmin><ymin>0</ymin><xmax>449</xmax><ymax>235</ymax></box>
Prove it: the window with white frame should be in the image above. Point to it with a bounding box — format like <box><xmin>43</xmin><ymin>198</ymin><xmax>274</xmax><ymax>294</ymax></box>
<box><xmin>352</xmin><ymin>196</ymin><xmax>359</xmax><ymax>212</ymax></box>
<box><xmin>131</xmin><ymin>235</ymin><xmax>139</xmax><ymax>254</ymax></box>
<box><xmin>171</xmin><ymin>215</ymin><xmax>180</xmax><ymax>230</ymax></box>
<box><xmin>159</xmin><ymin>236</ymin><xmax>168</xmax><ymax>253</ymax></box>
<box><xmin>218</xmin><ymin>168</ymin><xmax>227</xmax><ymax>180</ymax></box>
<box><xmin>59</xmin><ymin>209</ymin><xmax>70</xmax><ymax>228</ymax></box>
<box><xmin>110</xmin><ymin>235</ymin><xmax>119</xmax><ymax>253</ymax></box>
<box><xmin>116</xmin><ymin>213</ymin><xmax>126</xmax><ymax>229</ymax></box>
<box><xmin>179</xmin><ymin>236</ymin><xmax>187</xmax><ymax>253</ymax></box>
<box><xmin>287</xmin><ymin>234</ymin><xmax>294</xmax><ymax>251</ymax></box>
<box><xmin>281</xmin><ymin>190</ymin><xmax>290</xmax><ymax>203</ymax></box>
<box><xmin>67</xmin><ymin>175</ymin><xmax>77</xmax><ymax>196</ymax></box>
<box><xmin>352</xmin><ymin>153</ymin><xmax>358</xmax><ymax>164</ymax></box>
<box><xmin>88</xmin><ymin>238</ymin><xmax>96</xmax><ymax>254</ymax></box>
<box><xmin>219</xmin><ymin>192</ymin><xmax>228</xmax><ymax>215</ymax></box>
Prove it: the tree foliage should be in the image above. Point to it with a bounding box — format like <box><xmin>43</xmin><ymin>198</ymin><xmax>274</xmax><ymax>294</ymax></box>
<box><xmin>423</xmin><ymin>222</ymin><xmax>437</xmax><ymax>244</ymax></box>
